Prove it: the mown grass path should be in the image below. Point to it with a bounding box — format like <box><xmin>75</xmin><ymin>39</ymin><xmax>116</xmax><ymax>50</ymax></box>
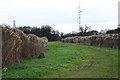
<box><xmin>2</xmin><ymin>42</ymin><xmax>118</xmax><ymax>78</ymax></box>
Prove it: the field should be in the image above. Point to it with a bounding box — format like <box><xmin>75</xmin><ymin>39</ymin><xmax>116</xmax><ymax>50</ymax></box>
<box><xmin>2</xmin><ymin>42</ymin><xmax>118</xmax><ymax>78</ymax></box>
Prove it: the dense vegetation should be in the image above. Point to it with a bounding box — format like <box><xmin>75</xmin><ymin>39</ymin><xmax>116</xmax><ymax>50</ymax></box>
<box><xmin>106</xmin><ymin>28</ymin><xmax>120</xmax><ymax>34</ymax></box>
<box><xmin>19</xmin><ymin>25</ymin><xmax>60</xmax><ymax>41</ymax></box>
<box><xmin>63</xmin><ymin>27</ymin><xmax>120</xmax><ymax>38</ymax></box>
<box><xmin>2</xmin><ymin>42</ymin><xmax>118</xmax><ymax>78</ymax></box>
<box><xmin>18</xmin><ymin>25</ymin><xmax>120</xmax><ymax>41</ymax></box>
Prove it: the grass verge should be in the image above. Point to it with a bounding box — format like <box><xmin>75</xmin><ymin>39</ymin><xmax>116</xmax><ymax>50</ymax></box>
<box><xmin>2</xmin><ymin>41</ymin><xmax>118</xmax><ymax>78</ymax></box>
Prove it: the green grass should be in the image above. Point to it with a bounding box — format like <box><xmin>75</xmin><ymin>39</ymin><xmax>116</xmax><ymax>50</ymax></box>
<box><xmin>2</xmin><ymin>41</ymin><xmax>118</xmax><ymax>78</ymax></box>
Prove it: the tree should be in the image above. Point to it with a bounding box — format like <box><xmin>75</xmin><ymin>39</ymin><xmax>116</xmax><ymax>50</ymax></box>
<box><xmin>21</xmin><ymin>26</ymin><xmax>31</xmax><ymax>34</ymax></box>
<box><xmin>106</xmin><ymin>28</ymin><xmax>120</xmax><ymax>34</ymax></box>
<box><xmin>79</xmin><ymin>24</ymin><xmax>90</xmax><ymax>33</ymax></box>
<box><xmin>51</xmin><ymin>30</ymin><xmax>60</xmax><ymax>41</ymax></box>
<box><xmin>60</xmin><ymin>32</ymin><xmax>65</xmax><ymax>40</ymax></box>
<box><xmin>84</xmin><ymin>24</ymin><xmax>90</xmax><ymax>32</ymax></box>
<box><xmin>79</xmin><ymin>26</ymin><xmax>84</xmax><ymax>33</ymax></box>
<box><xmin>40</xmin><ymin>25</ymin><xmax>52</xmax><ymax>41</ymax></box>
<box><xmin>19</xmin><ymin>25</ymin><xmax>60</xmax><ymax>41</ymax></box>
<box><xmin>88</xmin><ymin>30</ymin><xmax>98</xmax><ymax>35</ymax></box>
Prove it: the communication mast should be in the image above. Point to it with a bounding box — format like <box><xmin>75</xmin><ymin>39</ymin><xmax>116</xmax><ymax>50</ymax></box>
<box><xmin>13</xmin><ymin>20</ymin><xmax>16</xmax><ymax>28</ymax></box>
<box><xmin>78</xmin><ymin>0</ymin><xmax>82</xmax><ymax>32</ymax></box>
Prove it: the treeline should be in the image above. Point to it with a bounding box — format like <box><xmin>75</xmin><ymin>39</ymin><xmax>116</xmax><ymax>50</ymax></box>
<box><xmin>106</xmin><ymin>28</ymin><xmax>120</xmax><ymax>34</ymax></box>
<box><xmin>62</xmin><ymin>27</ymin><xmax>120</xmax><ymax>38</ymax></box>
<box><xmin>63</xmin><ymin>30</ymin><xmax>98</xmax><ymax>38</ymax></box>
<box><xmin>18</xmin><ymin>25</ymin><xmax>120</xmax><ymax>41</ymax></box>
<box><xmin>19</xmin><ymin>25</ymin><xmax>60</xmax><ymax>41</ymax></box>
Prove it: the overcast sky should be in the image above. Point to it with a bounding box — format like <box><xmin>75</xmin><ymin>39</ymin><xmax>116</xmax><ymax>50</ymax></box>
<box><xmin>0</xmin><ymin>0</ymin><xmax>119</xmax><ymax>33</ymax></box>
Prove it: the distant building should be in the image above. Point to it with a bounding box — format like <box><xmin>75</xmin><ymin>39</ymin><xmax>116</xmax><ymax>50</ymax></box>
<box><xmin>118</xmin><ymin>24</ymin><xmax>120</xmax><ymax>28</ymax></box>
<box><xmin>13</xmin><ymin>20</ymin><xmax>16</xmax><ymax>28</ymax></box>
<box><xmin>72</xmin><ymin>31</ymin><xmax>77</xmax><ymax>34</ymax></box>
